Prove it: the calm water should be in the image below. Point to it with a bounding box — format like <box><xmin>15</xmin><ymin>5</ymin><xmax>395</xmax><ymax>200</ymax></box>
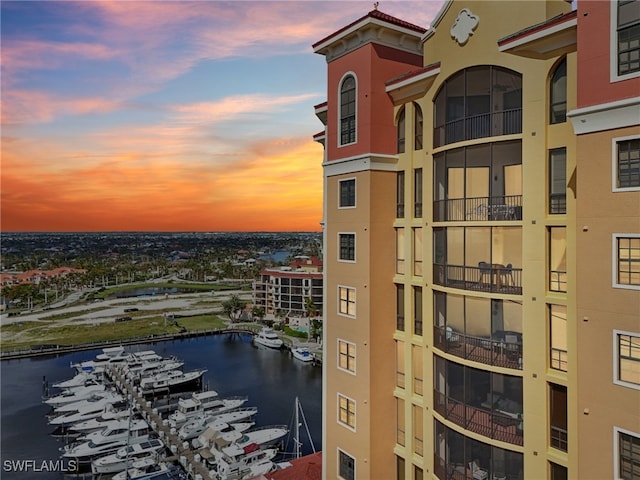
<box><xmin>0</xmin><ymin>334</ymin><xmax>322</xmax><ymax>479</ymax></box>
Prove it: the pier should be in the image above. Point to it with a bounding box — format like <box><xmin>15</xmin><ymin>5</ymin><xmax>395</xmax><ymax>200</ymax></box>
<box><xmin>106</xmin><ymin>366</ymin><xmax>212</xmax><ymax>480</ymax></box>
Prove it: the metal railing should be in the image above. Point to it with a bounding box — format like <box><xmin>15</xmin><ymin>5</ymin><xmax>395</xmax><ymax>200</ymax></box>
<box><xmin>434</xmin><ymin>391</ymin><xmax>523</xmax><ymax>446</ymax></box>
<box><xmin>433</xmin><ymin>108</ymin><xmax>522</xmax><ymax>148</ymax></box>
<box><xmin>551</xmin><ymin>426</ymin><xmax>568</xmax><ymax>451</ymax></box>
<box><xmin>550</xmin><ymin>347</ymin><xmax>568</xmax><ymax>372</ymax></box>
<box><xmin>433</xmin><ymin>195</ymin><xmax>523</xmax><ymax>222</ymax></box>
<box><xmin>549</xmin><ymin>193</ymin><xmax>566</xmax><ymax>214</ymax></box>
<box><xmin>433</xmin><ymin>263</ymin><xmax>523</xmax><ymax>295</ymax></box>
<box><xmin>433</xmin><ymin>325</ymin><xmax>523</xmax><ymax>370</ymax></box>
<box><xmin>550</xmin><ymin>270</ymin><xmax>567</xmax><ymax>293</ymax></box>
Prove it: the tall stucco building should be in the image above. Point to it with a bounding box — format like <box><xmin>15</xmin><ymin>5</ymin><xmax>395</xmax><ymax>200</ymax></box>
<box><xmin>313</xmin><ymin>1</ymin><xmax>639</xmax><ymax>479</ymax></box>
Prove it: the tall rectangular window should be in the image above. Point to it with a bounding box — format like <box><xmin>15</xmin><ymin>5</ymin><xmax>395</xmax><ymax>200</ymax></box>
<box><xmin>414</xmin><ymin>168</ymin><xmax>423</xmax><ymax>218</ymax></box>
<box><xmin>338</xmin><ymin>339</ymin><xmax>356</xmax><ymax>374</ymax></box>
<box><xmin>413</xmin><ymin>228</ymin><xmax>423</xmax><ymax>277</ymax></box>
<box><xmin>550</xmin><ymin>462</ymin><xmax>568</xmax><ymax>480</ymax></box>
<box><xmin>396</xmin><ymin>456</ymin><xmax>405</xmax><ymax>480</ymax></box>
<box><xmin>396</xmin><ymin>284</ymin><xmax>405</xmax><ymax>331</ymax></box>
<box><xmin>550</xmin><ymin>383</ymin><xmax>568</xmax><ymax>452</ymax></box>
<box><xmin>396</xmin><ymin>397</ymin><xmax>405</xmax><ymax>446</ymax></box>
<box><xmin>397</xmin><ymin>171</ymin><xmax>405</xmax><ymax>218</ymax></box>
<box><xmin>615</xmin><ymin>235</ymin><xmax>640</xmax><ymax>288</ymax></box>
<box><xmin>414</xmin><ymin>466</ymin><xmax>424</xmax><ymax>480</ymax></box>
<box><xmin>396</xmin><ymin>340</ymin><xmax>405</xmax><ymax>388</ymax></box>
<box><xmin>412</xmin><ymin>344</ymin><xmax>423</xmax><ymax>396</ymax></box>
<box><xmin>616</xmin><ymin>137</ymin><xmax>640</xmax><ymax>189</ymax></box>
<box><xmin>414</xmin><ymin>103</ymin><xmax>423</xmax><ymax>150</ymax></box>
<box><xmin>549</xmin><ymin>227</ymin><xmax>567</xmax><ymax>292</ymax></box>
<box><xmin>617</xmin><ymin>429</ymin><xmax>640</xmax><ymax>479</ymax></box>
<box><xmin>338</xmin><ymin>286</ymin><xmax>356</xmax><ymax>317</ymax></box>
<box><xmin>550</xmin><ymin>304</ymin><xmax>568</xmax><ymax>372</ymax></box>
<box><xmin>550</xmin><ymin>58</ymin><xmax>567</xmax><ymax>124</ymax></box>
<box><xmin>339</xmin><ymin>233</ymin><xmax>355</xmax><ymax>262</ymax></box>
<box><xmin>398</xmin><ymin>107</ymin><xmax>406</xmax><ymax>154</ymax></box>
<box><xmin>340</xmin><ymin>76</ymin><xmax>356</xmax><ymax>146</ymax></box>
<box><xmin>413</xmin><ymin>286</ymin><xmax>423</xmax><ymax>336</ymax></box>
<box><xmin>339</xmin><ymin>178</ymin><xmax>356</xmax><ymax>207</ymax></box>
<box><xmin>413</xmin><ymin>404</ymin><xmax>423</xmax><ymax>457</ymax></box>
<box><xmin>396</xmin><ymin>228</ymin><xmax>406</xmax><ymax>274</ymax></box>
<box><xmin>338</xmin><ymin>394</ymin><xmax>356</xmax><ymax>430</ymax></box>
<box><xmin>549</xmin><ymin>148</ymin><xmax>566</xmax><ymax>214</ymax></box>
<box><xmin>615</xmin><ymin>331</ymin><xmax>640</xmax><ymax>388</ymax></box>
<box><xmin>338</xmin><ymin>449</ymin><xmax>355</xmax><ymax>480</ymax></box>
<box><xmin>617</xmin><ymin>0</ymin><xmax>640</xmax><ymax>76</ymax></box>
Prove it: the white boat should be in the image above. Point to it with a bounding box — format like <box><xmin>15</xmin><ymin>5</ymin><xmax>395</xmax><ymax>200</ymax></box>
<box><xmin>70</xmin><ymin>404</ymin><xmax>131</xmax><ymax>433</ymax></box>
<box><xmin>124</xmin><ymin>358</ymin><xmax>184</xmax><ymax>382</ymax></box>
<box><xmin>253</xmin><ymin>328</ymin><xmax>283</xmax><ymax>349</ymax></box>
<box><xmin>191</xmin><ymin>421</ymin><xmax>255</xmax><ymax>449</ymax></box>
<box><xmin>166</xmin><ymin>390</ymin><xmax>218</xmax><ymax>427</ymax></box>
<box><xmin>45</xmin><ymin>384</ymin><xmax>106</xmax><ymax>407</ymax></box>
<box><xmin>291</xmin><ymin>347</ymin><xmax>313</xmax><ymax>362</ymax></box>
<box><xmin>49</xmin><ymin>395</ymin><xmax>126</xmax><ymax>426</ymax></box>
<box><xmin>207</xmin><ymin>445</ymin><xmax>279</xmax><ymax>480</ymax></box>
<box><xmin>91</xmin><ymin>438</ymin><xmax>165</xmax><ymax>474</ymax></box>
<box><xmin>52</xmin><ymin>371</ymin><xmax>100</xmax><ymax>390</ymax></box>
<box><xmin>51</xmin><ymin>390</ymin><xmax>123</xmax><ymax>415</ymax></box>
<box><xmin>140</xmin><ymin>369</ymin><xmax>206</xmax><ymax>395</ymax></box>
<box><xmin>71</xmin><ymin>348</ymin><xmax>160</xmax><ymax>373</ymax></box>
<box><xmin>62</xmin><ymin>419</ymin><xmax>151</xmax><ymax>462</ymax></box>
<box><xmin>112</xmin><ymin>461</ymin><xmax>186</xmax><ymax>480</ymax></box>
<box><xmin>169</xmin><ymin>395</ymin><xmax>247</xmax><ymax>429</ymax></box>
<box><xmin>179</xmin><ymin>406</ymin><xmax>258</xmax><ymax>441</ymax></box>
<box><xmin>201</xmin><ymin>425</ymin><xmax>288</xmax><ymax>468</ymax></box>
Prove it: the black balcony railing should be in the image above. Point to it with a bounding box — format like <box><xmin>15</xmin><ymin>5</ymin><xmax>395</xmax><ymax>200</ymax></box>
<box><xmin>433</xmin><ymin>263</ymin><xmax>523</xmax><ymax>295</ymax></box>
<box><xmin>433</xmin><ymin>108</ymin><xmax>522</xmax><ymax>148</ymax></box>
<box><xmin>434</xmin><ymin>453</ymin><xmax>521</xmax><ymax>480</ymax></box>
<box><xmin>433</xmin><ymin>195</ymin><xmax>523</xmax><ymax>222</ymax></box>
<box><xmin>433</xmin><ymin>325</ymin><xmax>523</xmax><ymax>370</ymax></box>
<box><xmin>434</xmin><ymin>391</ymin><xmax>523</xmax><ymax>446</ymax></box>
<box><xmin>549</xmin><ymin>193</ymin><xmax>566</xmax><ymax>214</ymax></box>
<box><xmin>551</xmin><ymin>426</ymin><xmax>568</xmax><ymax>451</ymax></box>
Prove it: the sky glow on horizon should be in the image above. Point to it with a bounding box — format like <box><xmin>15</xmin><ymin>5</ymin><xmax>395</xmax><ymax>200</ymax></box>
<box><xmin>1</xmin><ymin>0</ymin><xmax>444</xmax><ymax>232</ymax></box>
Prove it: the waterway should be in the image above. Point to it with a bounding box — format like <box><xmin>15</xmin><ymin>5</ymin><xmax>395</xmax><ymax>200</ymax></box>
<box><xmin>0</xmin><ymin>334</ymin><xmax>322</xmax><ymax>479</ymax></box>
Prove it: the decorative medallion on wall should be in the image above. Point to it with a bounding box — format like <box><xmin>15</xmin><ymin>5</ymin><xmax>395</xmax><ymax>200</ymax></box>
<box><xmin>451</xmin><ymin>8</ymin><xmax>479</xmax><ymax>45</ymax></box>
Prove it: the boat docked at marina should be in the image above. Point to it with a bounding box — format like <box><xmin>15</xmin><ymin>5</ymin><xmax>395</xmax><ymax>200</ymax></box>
<box><xmin>191</xmin><ymin>420</ymin><xmax>255</xmax><ymax>449</ymax></box>
<box><xmin>291</xmin><ymin>346</ymin><xmax>313</xmax><ymax>362</ymax></box>
<box><xmin>112</xmin><ymin>460</ymin><xmax>187</xmax><ymax>480</ymax></box>
<box><xmin>169</xmin><ymin>394</ymin><xmax>247</xmax><ymax>429</ymax></box>
<box><xmin>62</xmin><ymin>419</ymin><xmax>152</xmax><ymax>462</ymax></box>
<box><xmin>70</xmin><ymin>403</ymin><xmax>132</xmax><ymax>433</ymax></box>
<box><xmin>52</xmin><ymin>371</ymin><xmax>101</xmax><ymax>390</ymax></box>
<box><xmin>91</xmin><ymin>438</ymin><xmax>165</xmax><ymax>474</ymax></box>
<box><xmin>72</xmin><ymin>347</ymin><xmax>160</xmax><ymax>373</ymax></box>
<box><xmin>49</xmin><ymin>396</ymin><xmax>126</xmax><ymax>427</ymax></box>
<box><xmin>179</xmin><ymin>406</ymin><xmax>258</xmax><ymax>441</ymax></box>
<box><xmin>253</xmin><ymin>327</ymin><xmax>283</xmax><ymax>349</ymax></box>
<box><xmin>45</xmin><ymin>384</ymin><xmax>107</xmax><ymax>408</ymax></box>
<box><xmin>140</xmin><ymin>369</ymin><xmax>206</xmax><ymax>396</ymax></box>
<box><xmin>207</xmin><ymin>444</ymin><xmax>279</xmax><ymax>480</ymax></box>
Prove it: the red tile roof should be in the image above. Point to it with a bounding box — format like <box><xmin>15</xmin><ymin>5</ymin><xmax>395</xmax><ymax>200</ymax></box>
<box><xmin>313</xmin><ymin>9</ymin><xmax>426</xmax><ymax>49</ymax></box>
<box><xmin>263</xmin><ymin>452</ymin><xmax>322</xmax><ymax>480</ymax></box>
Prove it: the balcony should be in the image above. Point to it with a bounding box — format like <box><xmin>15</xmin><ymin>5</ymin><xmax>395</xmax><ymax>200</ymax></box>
<box><xmin>434</xmin><ymin>195</ymin><xmax>523</xmax><ymax>222</ymax></box>
<box><xmin>434</xmin><ymin>326</ymin><xmax>522</xmax><ymax>370</ymax></box>
<box><xmin>434</xmin><ymin>108</ymin><xmax>522</xmax><ymax>148</ymax></box>
<box><xmin>550</xmin><ymin>347</ymin><xmax>568</xmax><ymax>372</ymax></box>
<box><xmin>549</xmin><ymin>270</ymin><xmax>567</xmax><ymax>293</ymax></box>
<box><xmin>433</xmin><ymin>263</ymin><xmax>522</xmax><ymax>295</ymax></box>
<box><xmin>434</xmin><ymin>453</ymin><xmax>521</xmax><ymax>480</ymax></box>
<box><xmin>434</xmin><ymin>391</ymin><xmax>523</xmax><ymax>446</ymax></box>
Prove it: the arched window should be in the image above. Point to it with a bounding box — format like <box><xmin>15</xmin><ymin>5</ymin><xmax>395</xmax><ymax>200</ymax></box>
<box><xmin>414</xmin><ymin>102</ymin><xmax>423</xmax><ymax>150</ymax></box>
<box><xmin>340</xmin><ymin>75</ymin><xmax>356</xmax><ymax>145</ymax></box>
<box><xmin>397</xmin><ymin>106</ymin><xmax>406</xmax><ymax>154</ymax></box>
<box><xmin>433</xmin><ymin>66</ymin><xmax>522</xmax><ymax>147</ymax></box>
<box><xmin>550</xmin><ymin>58</ymin><xmax>567</xmax><ymax>124</ymax></box>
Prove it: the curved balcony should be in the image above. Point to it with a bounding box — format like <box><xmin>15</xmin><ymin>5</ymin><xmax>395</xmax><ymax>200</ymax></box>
<box><xmin>434</xmin><ymin>195</ymin><xmax>523</xmax><ymax>222</ymax></box>
<box><xmin>434</xmin><ymin>325</ymin><xmax>522</xmax><ymax>370</ymax></box>
<box><xmin>433</xmin><ymin>263</ymin><xmax>522</xmax><ymax>295</ymax></box>
<box><xmin>434</xmin><ymin>391</ymin><xmax>523</xmax><ymax>447</ymax></box>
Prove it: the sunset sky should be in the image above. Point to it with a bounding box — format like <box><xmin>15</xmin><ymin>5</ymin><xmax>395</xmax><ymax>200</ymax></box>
<box><xmin>1</xmin><ymin>1</ymin><xmax>443</xmax><ymax>232</ymax></box>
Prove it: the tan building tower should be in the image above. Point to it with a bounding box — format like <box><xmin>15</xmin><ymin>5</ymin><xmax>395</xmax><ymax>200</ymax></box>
<box><xmin>314</xmin><ymin>1</ymin><xmax>638</xmax><ymax>479</ymax></box>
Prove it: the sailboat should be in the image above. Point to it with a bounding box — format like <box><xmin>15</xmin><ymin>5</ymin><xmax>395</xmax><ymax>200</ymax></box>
<box><xmin>283</xmin><ymin>397</ymin><xmax>316</xmax><ymax>461</ymax></box>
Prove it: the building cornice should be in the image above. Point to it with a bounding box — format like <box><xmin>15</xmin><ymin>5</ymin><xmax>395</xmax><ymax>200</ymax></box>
<box><xmin>568</xmin><ymin>96</ymin><xmax>640</xmax><ymax>134</ymax></box>
<box><xmin>323</xmin><ymin>153</ymin><xmax>398</xmax><ymax>177</ymax></box>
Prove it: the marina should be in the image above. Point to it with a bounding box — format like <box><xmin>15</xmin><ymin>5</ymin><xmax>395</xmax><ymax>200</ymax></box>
<box><xmin>1</xmin><ymin>334</ymin><xmax>321</xmax><ymax>480</ymax></box>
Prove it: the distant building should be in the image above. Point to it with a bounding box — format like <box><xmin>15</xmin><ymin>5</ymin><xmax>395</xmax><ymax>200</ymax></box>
<box><xmin>0</xmin><ymin>267</ymin><xmax>87</xmax><ymax>286</ymax></box>
<box><xmin>252</xmin><ymin>257</ymin><xmax>323</xmax><ymax>317</ymax></box>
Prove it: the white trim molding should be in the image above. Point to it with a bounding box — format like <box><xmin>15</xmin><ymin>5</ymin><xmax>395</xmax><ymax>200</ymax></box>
<box><xmin>613</xmin><ymin>329</ymin><xmax>640</xmax><ymax>390</ymax></box>
<box><xmin>323</xmin><ymin>153</ymin><xmax>398</xmax><ymax>178</ymax></box>
<box><xmin>612</xmin><ymin>134</ymin><xmax>640</xmax><ymax>192</ymax></box>
<box><xmin>612</xmin><ymin>233</ymin><xmax>640</xmax><ymax>291</ymax></box>
<box><xmin>568</xmin><ymin>96</ymin><xmax>640</xmax><ymax>135</ymax></box>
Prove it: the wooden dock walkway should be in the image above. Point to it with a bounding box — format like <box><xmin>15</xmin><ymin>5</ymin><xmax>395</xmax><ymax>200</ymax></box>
<box><xmin>107</xmin><ymin>367</ymin><xmax>212</xmax><ymax>480</ymax></box>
